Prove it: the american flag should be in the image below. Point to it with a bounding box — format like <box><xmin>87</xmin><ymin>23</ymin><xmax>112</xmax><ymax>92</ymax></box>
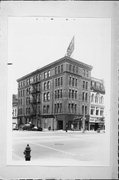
<box><xmin>66</xmin><ymin>36</ymin><xmax>75</xmax><ymax>57</ymax></box>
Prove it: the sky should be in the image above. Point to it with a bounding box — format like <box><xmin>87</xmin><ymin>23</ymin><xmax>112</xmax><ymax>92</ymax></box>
<box><xmin>8</xmin><ymin>17</ymin><xmax>111</xmax><ymax>115</ymax></box>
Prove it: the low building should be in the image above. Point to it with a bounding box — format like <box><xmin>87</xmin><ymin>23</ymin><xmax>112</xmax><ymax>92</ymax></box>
<box><xmin>12</xmin><ymin>94</ymin><xmax>18</xmax><ymax>129</ymax></box>
<box><xmin>89</xmin><ymin>77</ymin><xmax>105</xmax><ymax>130</ymax></box>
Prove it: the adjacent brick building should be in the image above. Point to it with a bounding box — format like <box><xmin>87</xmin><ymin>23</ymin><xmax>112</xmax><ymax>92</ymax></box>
<box><xmin>17</xmin><ymin>56</ymin><xmax>93</xmax><ymax>130</ymax></box>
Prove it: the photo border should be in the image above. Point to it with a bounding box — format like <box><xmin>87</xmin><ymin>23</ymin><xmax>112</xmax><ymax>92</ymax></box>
<box><xmin>0</xmin><ymin>1</ymin><xmax>118</xmax><ymax>179</ymax></box>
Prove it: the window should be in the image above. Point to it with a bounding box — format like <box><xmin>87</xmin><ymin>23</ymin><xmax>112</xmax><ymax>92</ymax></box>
<box><xmin>44</xmin><ymin>72</ymin><xmax>47</xmax><ymax>79</ymax></box>
<box><xmin>73</xmin><ymin>65</ymin><xmax>75</xmax><ymax>73</ymax></box>
<box><xmin>54</xmin><ymin>104</ymin><xmax>57</xmax><ymax>113</ymax></box>
<box><xmin>100</xmin><ymin>109</ymin><xmax>104</xmax><ymax>116</ymax></box>
<box><xmin>72</xmin><ymin>90</ymin><xmax>74</xmax><ymax>99</ymax></box>
<box><xmin>76</xmin><ymin>66</ymin><xmax>78</xmax><ymax>74</ymax></box>
<box><xmin>47</xmin><ymin>105</ymin><xmax>50</xmax><ymax>113</ymax></box>
<box><xmin>60</xmin><ymin>89</ymin><xmax>62</xmax><ymax>98</ymax></box>
<box><xmin>47</xmin><ymin>81</ymin><xmax>50</xmax><ymax>90</ymax></box>
<box><xmin>72</xmin><ymin>104</ymin><xmax>74</xmax><ymax>113</ymax></box>
<box><xmin>44</xmin><ymin>93</ymin><xmax>47</xmax><ymax>101</ymax></box>
<box><xmin>86</xmin><ymin>71</ymin><xmax>89</xmax><ymax>77</ymax></box>
<box><xmin>91</xmin><ymin>94</ymin><xmax>94</xmax><ymax>102</ymax></box>
<box><xmin>58</xmin><ymin>78</ymin><xmax>60</xmax><ymax>86</ymax></box>
<box><xmin>82</xmin><ymin>92</ymin><xmax>85</xmax><ymax>101</ymax></box>
<box><xmin>38</xmin><ymin>74</ymin><xmax>41</xmax><ymax>81</ymax></box>
<box><xmin>68</xmin><ymin>104</ymin><xmax>71</xmax><ymax>113</ymax></box>
<box><xmin>100</xmin><ymin>96</ymin><xmax>104</xmax><ymax>104</ymax></box>
<box><xmin>55</xmin><ymin>78</ymin><xmax>57</xmax><ymax>87</ymax></box>
<box><xmin>69</xmin><ymin>77</ymin><xmax>71</xmax><ymax>86</ymax></box>
<box><xmin>61</xmin><ymin>64</ymin><xmax>63</xmax><ymax>73</ymax></box>
<box><xmin>69</xmin><ymin>64</ymin><xmax>72</xmax><ymax>71</ymax></box>
<box><xmin>83</xmin><ymin>69</ymin><xmax>85</xmax><ymax>76</ymax></box>
<box><xmin>75</xmin><ymin>79</ymin><xmax>77</xmax><ymax>87</ymax></box>
<box><xmin>47</xmin><ymin>92</ymin><xmax>50</xmax><ymax>101</ymax></box>
<box><xmin>83</xmin><ymin>81</ymin><xmax>85</xmax><ymax>89</ymax></box>
<box><xmin>69</xmin><ymin>89</ymin><xmax>71</xmax><ymax>98</ymax></box>
<box><xmin>57</xmin><ymin>103</ymin><xmax>59</xmax><ymax>113</ymax></box>
<box><xmin>82</xmin><ymin>105</ymin><xmax>84</xmax><ymax>115</ymax></box>
<box><xmin>43</xmin><ymin>105</ymin><xmax>46</xmax><ymax>113</ymax></box>
<box><xmin>55</xmin><ymin>91</ymin><xmax>57</xmax><ymax>99</ymax></box>
<box><xmin>18</xmin><ymin>90</ymin><xmax>20</xmax><ymax>97</ymax></box>
<box><xmin>85</xmin><ymin>93</ymin><xmax>88</xmax><ymax>101</ymax></box>
<box><xmin>72</xmin><ymin>78</ymin><xmax>74</xmax><ymax>86</ymax></box>
<box><xmin>58</xmin><ymin>66</ymin><xmax>60</xmax><ymax>74</ymax></box>
<box><xmin>61</xmin><ymin>77</ymin><xmax>63</xmax><ymax>86</ymax></box>
<box><xmin>59</xmin><ymin>103</ymin><xmax>62</xmax><ymax>113</ymax></box>
<box><xmin>86</xmin><ymin>82</ymin><xmax>88</xmax><ymax>90</ymax></box>
<box><xmin>96</xmin><ymin>109</ymin><xmax>99</xmax><ymax>115</ymax></box>
<box><xmin>44</xmin><ymin>82</ymin><xmax>47</xmax><ymax>90</ymax></box>
<box><xmin>57</xmin><ymin>90</ymin><xmax>59</xmax><ymax>99</ymax></box>
<box><xmin>95</xmin><ymin>95</ymin><xmax>98</xmax><ymax>103</ymax></box>
<box><xmin>85</xmin><ymin>106</ymin><xmax>87</xmax><ymax>115</ymax></box>
<box><xmin>75</xmin><ymin>104</ymin><xmax>77</xmax><ymax>113</ymax></box>
<box><xmin>91</xmin><ymin>108</ymin><xmax>94</xmax><ymax>115</ymax></box>
<box><xmin>55</xmin><ymin>67</ymin><xmax>57</xmax><ymax>75</ymax></box>
<box><xmin>48</xmin><ymin>70</ymin><xmax>50</xmax><ymax>77</ymax></box>
<box><xmin>75</xmin><ymin>91</ymin><xmax>77</xmax><ymax>99</ymax></box>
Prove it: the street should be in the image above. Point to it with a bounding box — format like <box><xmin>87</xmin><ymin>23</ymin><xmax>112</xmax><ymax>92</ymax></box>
<box><xmin>12</xmin><ymin>130</ymin><xmax>110</xmax><ymax>166</ymax></box>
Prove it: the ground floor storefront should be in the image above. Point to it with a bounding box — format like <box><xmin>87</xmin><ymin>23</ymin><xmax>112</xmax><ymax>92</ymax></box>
<box><xmin>17</xmin><ymin>114</ymin><xmax>90</xmax><ymax>131</ymax></box>
<box><xmin>89</xmin><ymin>117</ymin><xmax>105</xmax><ymax>131</ymax></box>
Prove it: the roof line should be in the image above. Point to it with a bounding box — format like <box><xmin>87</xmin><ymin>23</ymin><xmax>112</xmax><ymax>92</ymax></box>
<box><xmin>17</xmin><ymin>56</ymin><xmax>93</xmax><ymax>82</ymax></box>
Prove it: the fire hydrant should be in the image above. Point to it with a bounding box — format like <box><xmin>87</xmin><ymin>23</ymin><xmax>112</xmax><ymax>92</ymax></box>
<box><xmin>23</xmin><ymin>144</ymin><xmax>31</xmax><ymax>161</ymax></box>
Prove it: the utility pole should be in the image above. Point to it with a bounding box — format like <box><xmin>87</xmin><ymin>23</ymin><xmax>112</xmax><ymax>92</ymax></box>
<box><xmin>82</xmin><ymin>106</ymin><xmax>86</xmax><ymax>133</ymax></box>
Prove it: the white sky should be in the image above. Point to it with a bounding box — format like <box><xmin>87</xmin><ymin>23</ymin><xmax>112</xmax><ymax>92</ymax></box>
<box><xmin>8</xmin><ymin>17</ymin><xmax>111</xmax><ymax>115</ymax></box>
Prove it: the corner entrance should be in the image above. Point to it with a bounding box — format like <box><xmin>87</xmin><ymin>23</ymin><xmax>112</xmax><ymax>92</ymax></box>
<box><xmin>58</xmin><ymin>120</ymin><xmax>63</xmax><ymax>130</ymax></box>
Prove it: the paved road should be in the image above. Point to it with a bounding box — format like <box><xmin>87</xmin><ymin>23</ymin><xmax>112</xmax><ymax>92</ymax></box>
<box><xmin>12</xmin><ymin>130</ymin><xmax>110</xmax><ymax>166</ymax></box>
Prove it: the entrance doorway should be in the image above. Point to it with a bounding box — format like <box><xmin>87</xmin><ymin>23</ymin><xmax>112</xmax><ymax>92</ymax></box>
<box><xmin>58</xmin><ymin>120</ymin><xmax>63</xmax><ymax>130</ymax></box>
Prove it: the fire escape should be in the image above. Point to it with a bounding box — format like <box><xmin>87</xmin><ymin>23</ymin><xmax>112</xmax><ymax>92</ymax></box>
<box><xmin>30</xmin><ymin>79</ymin><xmax>41</xmax><ymax>127</ymax></box>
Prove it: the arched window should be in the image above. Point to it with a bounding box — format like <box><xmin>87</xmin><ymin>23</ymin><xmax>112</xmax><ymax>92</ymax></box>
<box><xmin>47</xmin><ymin>92</ymin><xmax>50</xmax><ymax>101</ymax></box>
<box><xmin>47</xmin><ymin>81</ymin><xmax>50</xmax><ymax>90</ymax></box>
<box><xmin>44</xmin><ymin>82</ymin><xmax>47</xmax><ymax>90</ymax></box>
<box><xmin>95</xmin><ymin>95</ymin><xmax>98</xmax><ymax>103</ymax></box>
<box><xmin>100</xmin><ymin>96</ymin><xmax>104</xmax><ymax>104</ymax></box>
<box><xmin>91</xmin><ymin>94</ymin><xmax>94</xmax><ymax>102</ymax></box>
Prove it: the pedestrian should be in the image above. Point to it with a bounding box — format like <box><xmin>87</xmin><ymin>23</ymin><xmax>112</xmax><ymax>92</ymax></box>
<box><xmin>65</xmin><ymin>123</ymin><xmax>68</xmax><ymax>132</ymax></box>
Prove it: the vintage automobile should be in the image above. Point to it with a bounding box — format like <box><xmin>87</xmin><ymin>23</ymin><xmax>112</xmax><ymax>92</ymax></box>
<box><xmin>22</xmin><ymin>123</ymin><xmax>34</xmax><ymax>131</ymax></box>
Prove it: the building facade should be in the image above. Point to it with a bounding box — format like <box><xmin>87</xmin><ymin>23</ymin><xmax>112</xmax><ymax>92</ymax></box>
<box><xmin>89</xmin><ymin>77</ymin><xmax>105</xmax><ymax>130</ymax></box>
<box><xmin>17</xmin><ymin>56</ymin><xmax>93</xmax><ymax>130</ymax></box>
<box><xmin>12</xmin><ymin>94</ymin><xmax>18</xmax><ymax>129</ymax></box>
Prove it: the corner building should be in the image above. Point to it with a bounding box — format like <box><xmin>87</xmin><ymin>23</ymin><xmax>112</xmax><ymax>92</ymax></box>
<box><xmin>17</xmin><ymin>56</ymin><xmax>92</xmax><ymax>130</ymax></box>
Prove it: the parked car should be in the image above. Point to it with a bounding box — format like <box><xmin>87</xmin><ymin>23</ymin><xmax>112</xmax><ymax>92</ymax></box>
<box><xmin>12</xmin><ymin>127</ymin><xmax>18</xmax><ymax>130</ymax></box>
<box><xmin>32</xmin><ymin>126</ymin><xmax>43</xmax><ymax>131</ymax></box>
<box><xmin>22</xmin><ymin>124</ymin><xmax>34</xmax><ymax>131</ymax></box>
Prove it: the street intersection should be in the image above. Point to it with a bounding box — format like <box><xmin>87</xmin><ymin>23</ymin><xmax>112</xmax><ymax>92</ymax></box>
<box><xmin>12</xmin><ymin>130</ymin><xmax>110</xmax><ymax>166</ymax></box>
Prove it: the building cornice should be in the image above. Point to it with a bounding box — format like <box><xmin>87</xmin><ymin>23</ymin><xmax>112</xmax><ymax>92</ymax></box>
<box><xmin>17</xmin><ymin>56</ymin><xmax>93</xmax><ymax>82</ymax></box>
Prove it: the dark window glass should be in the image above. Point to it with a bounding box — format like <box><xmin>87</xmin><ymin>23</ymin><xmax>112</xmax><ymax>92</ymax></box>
<box><xmin>55</xmin><ymin>67</ymin><xmax>57</xmax><ymax>75</ymax></box>
<box><xmin>61</xmin><ymin>77</ymin><xmax>63</xmax><ymax>85</ymax></box>
<box><xmin>58</xmin><ymin>66</ymin><xmax>60</xmax><ymax>74</ymax></box>
<box><xmin>72</xmin><ymin>78</ymin><xmax>74</xmax><ymax>86</ymax></box>
<box><xmin>61</xmin><ymin>64</ymin><xmax>63</xmax><ymax>73</ymax></box>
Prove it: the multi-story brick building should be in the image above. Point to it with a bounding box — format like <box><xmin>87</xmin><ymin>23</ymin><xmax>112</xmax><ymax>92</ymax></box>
<box><xmin>17</xmin><ymin>56</ymin><xmax>92</xmax><ymax>130</ymax></box>
<box><xmin>12</xmin><ymin>94</ymin><xmax>18</xmax><ymax>129</ymax></box>
<box><xmin>89</xmin><ymin>77</ymin><xmax>105</xmax><ymax>130</ymax></box>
